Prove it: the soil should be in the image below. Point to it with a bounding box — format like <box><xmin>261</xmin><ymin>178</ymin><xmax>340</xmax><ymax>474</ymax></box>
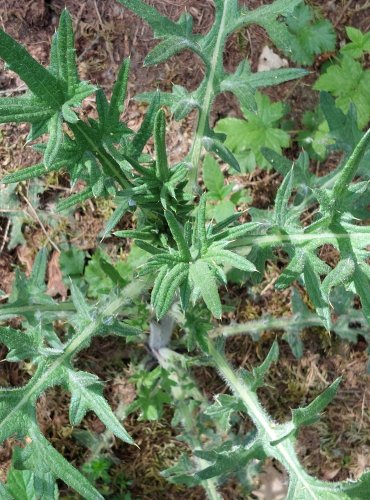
<box><xmin>0</xmin><ymin>0</ymin><xmax>369</xmax><ymax>499</ymax></box>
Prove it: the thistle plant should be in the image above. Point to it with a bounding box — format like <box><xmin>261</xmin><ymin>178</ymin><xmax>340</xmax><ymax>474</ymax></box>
<box><xmin>0</xmin><ymin>1</ymin><xmax>369</xmax><ymax>499</ymax></box>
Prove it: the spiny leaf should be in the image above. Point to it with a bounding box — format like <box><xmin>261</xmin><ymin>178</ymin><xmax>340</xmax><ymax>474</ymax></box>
<box><xmin>56</xmin><ymin>188</ymin><xmax>93</xmax><ymax>212</ymax></box>
<box><xmin>144</xmin><ymin>36</ymin><xmax>203</xmax><ymax>67</ymax></box>
<box><xmin>56</xmin><ymin>9</ymin><xmax>79</xmax><ymax>95</ymax></box>
<box><xmin>0</xmin><ymin>29</ymin><xmax>64</xmax><ymax>108</ymax></box>
<box><xmin>154</xmin><ymin>109</ymin><xmax>170</xmax><ymax>182</ymax></box>
<box><xmin>292</xmin><ymin>378</ymin><xmax>341</xmax><ymax>428</ymax></box>
<box><xmin>28</xmin><ymin>428</ymin><xmax>104</xmax><ymax>500</ymax></box>
<box><xmin>203</xmin><ymin>135</ymin><xmax>241</xmax><ymax>173</ymax></box>
<box><xmin>165</xmin><ymin>211</ymin><xmax>191</xmax><ymax>261</ymax></box>
<box><xmin>2</xmin><ymin>160</ymin><xmax>68</xmax><ymax>184</ymax></box>
<box><xmin>44</xmin><ymin>112</ymin><xmax>63</xmax><ymax>168</ymax></box>
<box><xmin>67</xmin><ymin>370</ymin><xmax>134</xmax><ymax>444</ymax></box>
<box><xmin>190</xmin><ymin>260</ymin><xmax>222</xmax><ymax>318</ymax></box>
<box><xmin>154</xmin><ymin>263</ymin><xmax>189</xmax><ymax>319</ymax></box>
<box><xmin>0</xmin><ymin>97</ymin><xmax>54</xmax><ymax>124</ymax></box>
<box><xmin>106</xmin><ymin>58</ymin><xmax>130</xmax><ymax>130</ymax></box>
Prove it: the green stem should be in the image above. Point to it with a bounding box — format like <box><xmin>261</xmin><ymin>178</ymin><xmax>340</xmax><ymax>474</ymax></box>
<box><xmin>212</xmin><ymin>314</ymin><xmax>321</xmax><ymax>338</ymax></box>
<box><xmin>228</xmin><ymin>229</ymin><xmax>370</xmax><ymax>250</ymax></box>
<box><xmin>179</xmin><ymin>401</ymin><xmax>222</xmax><ymax>500</ymax></box>
<box><xmin>0</xmin><ymin>281</ymin><xmax>146</xmax><ymax>438</ymax></box>
<box><xmin>156</xmin><ymin>346</ymin><xmax>222</xmax><ymax>500</ymax></box>
<box><xmin>70</xmin><ymin>121</ymin><xmax>132</xmax><ymax>190</ymax></box>
<box><xmin>207</xmin><ymin>339</ymin><xmax>321</xmax><ymax>500</ymax></box>
<box><xmin>187</xmin><ymin>0</ymin><xmax>231</xmax><ymax>191</ymax></box>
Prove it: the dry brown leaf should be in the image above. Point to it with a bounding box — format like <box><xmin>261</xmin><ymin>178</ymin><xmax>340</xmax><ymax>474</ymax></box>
<box><xmin>47</xmin><ymin>251</ymin><xmax>68</xmax><ymax>299</ymax></box>
<box><xmin>16</xmin><ymin>245</ymin><xmax>34</xmax><ymax>276</ymax></box>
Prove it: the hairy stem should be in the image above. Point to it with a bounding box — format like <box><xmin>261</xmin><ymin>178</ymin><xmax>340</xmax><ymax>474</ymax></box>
<box><xmin>187</xmin><ymin>0</ymin><xmax>231</xmax><ymax>191</ymax></box>
<box><xmin>0</xmin><ymin>281</ymin><xmax>146</xmax><ymax>438</ymax></box>
<box><xmin>155</xmin><ymin>345</ymin><xmax>222</xmax><ymax>500</ymax></box>
<box><xmin>228</xmin><ymin>229</ymin><xmax>370</xmax><ymax>250</ymax></box>
<box><xmin>207</xmin><ymin>339</ymin><xmax>321</xmax><ymax>500</ymax></box>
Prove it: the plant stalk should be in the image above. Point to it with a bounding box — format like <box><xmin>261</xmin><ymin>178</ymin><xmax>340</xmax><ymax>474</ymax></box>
<box><xmin>207</xmin><ymin>339</ymin><xmax>322</xmax><ymax>500</ymax></box>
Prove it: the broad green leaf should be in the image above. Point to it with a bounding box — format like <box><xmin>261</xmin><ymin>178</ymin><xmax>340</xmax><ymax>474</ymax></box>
<box><xmin>341</xmin><ymin>27</ymin><xmax>370</xmax><ymax>59</ymax></box>
<box><xmin>282</xmin><ymin>3</ymin><xmax>336</xmax><ymax>65</ymax></box>
<box><xmin>215</xmin><ymin>92</ymin><xmax>290</xmax><ymax>168</ymax></box>
<box><xmin>314</xmin><ymin>56</ymin><xmax>370</xmax><ymax>128</ymax></box>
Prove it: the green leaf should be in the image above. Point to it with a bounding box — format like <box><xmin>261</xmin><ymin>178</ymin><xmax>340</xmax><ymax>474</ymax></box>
<box><xmin>165</xmin><ymin>211</ymin><xmax>191</xmax><ymax>261</ymax></box>
<box><xmin>5</xmin><ymin>467</ymin><xmax>37</xmax><ymax>500</ymax></box>
<box><xmin>129</xmin><ymin>91</ymin><xmax>160</xmax><ymax>157</ymax></box>
<box><xmin>106</xmin><ymin>58</ymin><xmax>130</xmax><ymax>130</ymax></box>
<box><xmin>44</xmin><ymin>112</ymin><xmax>63</xmax><ymax>168</ymax></box>
<box><xmin>154</xmin><ymin>263</ymin><xmax>189</xmax><ymax>319</ymax></box>
<box><xmin>117</xmin><ymin>0</ymin><xmax>183</xmax><ymax>38</ymax></box>
<box><xmin>56</xmin><ymin>187</ymin><xmax>93</xmax><ymax>212</ymax></box>
<box><xmin>0</xmin><ymin>29</ymin><xmax>64</xmax><ymax>108</ymax></box>
<box><xmin>212</xmin><ymin>199</ymin><xmax>236</xmax><ymax>223</ymax></box>
<box><xmin>154</xmin><ymin>109</ymin><xmax>170</xmax><ymax>181</ymax></box>
<box><xmin>60</xmin><ymin>247</ymin><xmax>85</xmax><ymax>278</ymax></box>
<box><xmin>203</xmin><ymin>135</ymin><xmax>241</xmax><ymax>172</ymax></box>
<box><xmin>321</xmin><ymin>258</ymin><xmax>355</xmax><ymax>304</ymax></box>
<box><xmin>2</xmin><ymin>159</ymin><xmax>68</xmax><ymax>184</ymax></box>
<box><xmin>56</xmin><ymin>9</ymin><xmax>79</xmax><ymax>95</ymax></box>
<box><xmin>67</xmin><ymin>370</ymin><xmax>134</xmax><ymax>444</ymax></box>
<box><xmin>314</xmin><ymin>56</ymin><xmax>370</xmax><ymax>128</ymax></box>
<box><xmin>215</xmin><ymin>92</ymin><xmax>290</xmax><ymax>168</ymax></box>
<box><xmin>292</xmin><ymin>378</ymin><xmax>341</xmax><ymax>428</ymax></box>
<box><xmin>203</xmin><ymin>155</ymin><xmax>224</xmax><ymax>195</ymax></box>
<box><xmin>274</xmin><ymin>167</ymin><xmax>294</xmax><ymax>226</ymax></box>
<box><xmin>303</xmin><ymin>257</ymin><xmax>331</xmax><ymax>330</ymax></box>
<box><xmin>144</xmin><ymin>36</ymin><xmax>203</xmax><ymax>67</ymax></box>
<box><xmin>205</xmin><ymin>249</ymin><xmax>256</xmax><ymax>273</ymax></box>
<box><xmin>28</xmin><ymin>429</ymin><xmax>104</xmax><ymax>500</ymax></box>
<box><xmin>190</xmin><ymin>260</ymin><xmax>222</xmax><ymax>318</ymax></box>
<box><xmin>282</xmin><ymin>3</ymin><xmax>336</xmax><ymax>65</ymax></box>
<box><xmin>220</xmin><ymin>60</ymin><xmax>308</xmax><ymax>110</ymax></box>
<box><xmin>341</xmin><ymin>27</ymin><xmax>370</xmax><ymax>59</ymax></box>
<box><xmin>245</xmin><ymin>341</ymin><xmax>279</xmax><ymax>390</ymax></box>
<box><xmin>0</xmin><ymin>97</ymin><xmax>54</xmax><ymax>124</ymax></box>
<box><xmin>204</xmin><ymin>394</ymin><xmax>244</xmax><ymax>431</ymax></box>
